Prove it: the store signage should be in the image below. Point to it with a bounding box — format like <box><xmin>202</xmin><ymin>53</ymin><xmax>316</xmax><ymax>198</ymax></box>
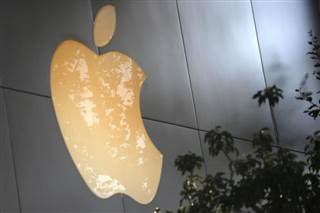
<box><xmin>50</xmin><ymin>5</ymin><xmax>163</xmax><ymax>204</ymax></box>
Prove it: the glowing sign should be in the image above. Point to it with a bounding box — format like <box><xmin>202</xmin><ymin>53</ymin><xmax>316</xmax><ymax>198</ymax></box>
<box><xmin>50</xmin><ymin>4</ymin><xmax>163</xmax><ymax>204</ymax></box>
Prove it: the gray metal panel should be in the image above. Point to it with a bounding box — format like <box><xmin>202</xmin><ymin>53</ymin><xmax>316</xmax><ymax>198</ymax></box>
<box><xmin>0</xmin><ymin>89</ymin><xmax>20</xmax><ymax>212</ymax></box>
<box><xmin>92</xmin><ymin>0</ymin><xmax>197</xmax><ymax>128</ymax></box>
<box><xmin>0</xmin><ymin>15</ymin><xmax>6</xmax><ymax>86</ymax></box>
<box><xmin>124</xmin><ymin>120</ymin><xmax>204</xmax><ymax>213</ymax></box>
<box><xmin>177</xmin><ymin>0</ymin><xmax>274</xmax><ymax>139</ymax></box>
<box><xmin>4</xmin><ymin>90</ymin><xmax>124</xmax><ymax>212</ymax></box>
<box><xmin>0</xmin><ymin>7</ymin><xmax>6</xmax><ymax>86</ymax></box>
<box><xmin>252</xmin><ymin>0</ymin><xmax>320</xmax><ymax>151</ymax></box>
<box><xmin>1</xmin><ymin>0</ymin><xmax>95</xmax><ymax>96</ymax></box>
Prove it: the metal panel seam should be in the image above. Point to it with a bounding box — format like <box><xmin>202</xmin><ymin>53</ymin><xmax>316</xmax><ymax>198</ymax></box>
<box><xmin>175</xmin><ymin>0</ymin><xmax>208</xmax><ymax>174</ymax></box>
<box><xmin>250</xmin><ymin>0</ymin><xmax>280</xmax><ymax>145</ymax></box>
<box><xmin>1</xmin><ymin>88</ymin><xmax>22</xmax><ymax>213</ymax></box>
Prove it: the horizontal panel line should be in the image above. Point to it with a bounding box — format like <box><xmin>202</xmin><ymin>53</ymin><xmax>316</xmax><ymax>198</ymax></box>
<box><xmin>0</xmin><ymin>85</ymin><xmax>51</xmax><ymax>98</ymax></box>
<box><xmin>142</xmin><ymin>116</ymin><xmax>206</xmax><ymax>132</ymax></box>
<box><xmin>142</xmin><ymin>116</ymin><xmax>305</xmax><ymax>154</ymax></box>
<box><xmin>0</xmin><ymin>84</ymin><xmax>305</xmax><ymax>154</ymax></box>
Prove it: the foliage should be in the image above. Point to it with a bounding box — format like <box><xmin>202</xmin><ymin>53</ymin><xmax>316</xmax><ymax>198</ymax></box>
<box><xmin>253</xmin><ymin>85</ymin><xmax>283</xmax><ymax>107</ymax></box>
<box><xmin>295</xmin><ymin>31</ymin><xmax>320</xmax><ymax>119</ymax></box>
<box><xmin>156</xmin><ymin>32</ymin><xmax>320</xmax><ymax>213</ymax></box>
<box><xmin>174</xmin><ymin>152</ymin><xmax>204</xmax><ymax>175</ymax></box>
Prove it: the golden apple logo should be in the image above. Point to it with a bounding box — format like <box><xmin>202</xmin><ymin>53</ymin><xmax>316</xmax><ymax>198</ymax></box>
<box><xmin>50</xmin><ymin>5</ymin><xmax>163</xmax><ymax>204</ymax></box>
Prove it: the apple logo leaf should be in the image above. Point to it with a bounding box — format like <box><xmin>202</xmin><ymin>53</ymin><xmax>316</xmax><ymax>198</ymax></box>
<box><xmin>94</xmin><ymin>5</ymin><xmax>116</xmax><ymax>47</ymax></box>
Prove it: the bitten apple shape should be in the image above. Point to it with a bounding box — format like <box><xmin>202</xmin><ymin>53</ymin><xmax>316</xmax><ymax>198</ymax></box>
<box><xmin>50</xmin><ymin>5</ymin><xmax>163</xmax><ymax>204</ymax></box>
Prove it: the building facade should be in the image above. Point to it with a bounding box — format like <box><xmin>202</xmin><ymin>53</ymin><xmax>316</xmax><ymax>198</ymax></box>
<box><xmin>1</xmin><ymin>0</ymin><xmax>320</xmax><ymax>212</ymax></box>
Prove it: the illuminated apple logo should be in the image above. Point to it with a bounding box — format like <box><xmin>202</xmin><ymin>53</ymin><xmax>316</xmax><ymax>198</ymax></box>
<box><xmin>50</xmin><ymin>5</ymin><xmax>163</xmax><ymax>204</ymax></box>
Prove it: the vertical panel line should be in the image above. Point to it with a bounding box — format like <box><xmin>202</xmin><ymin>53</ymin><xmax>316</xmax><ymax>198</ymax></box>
<box><xmin>89</xmin><ymin>0</ymin><xmax>101</xmax><ymax>55</ymax></box>
<box><xmin>1</xmin><ymin>89</ymin><xmax>22</xmax><ymax>213</ymax></box>
<box><xmin>175</xmin><ymin>0</ymin><xmax>208</xmax><ymax>174</ymax></box>
<box><xmin>89</xmin><ymin>1</ymin><xmax>125</xmax><ymax>213</ymax></box>
<box><xmin>250</xmin><ymin>0</ymin><xmax>280</xmax><ymax>145</ymax></box>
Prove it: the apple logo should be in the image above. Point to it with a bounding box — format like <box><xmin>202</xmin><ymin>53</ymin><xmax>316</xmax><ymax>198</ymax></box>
<box><xmin>50</xmin><ymin>4</ymin><xmax>163</xmax><ymax>204</ymax></box>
